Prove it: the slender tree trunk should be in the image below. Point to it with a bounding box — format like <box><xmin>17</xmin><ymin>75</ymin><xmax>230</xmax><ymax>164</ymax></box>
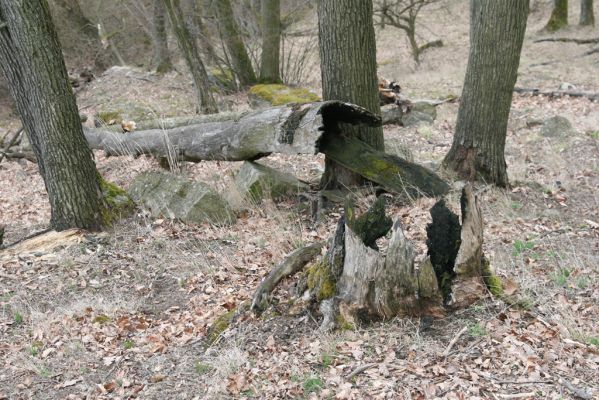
<box><xmin>259</xmin><ymin>0</ymin><xmax>281</xmax><ymax>83</ymax></box>
<box><xmin>188</xmin><ymin>0</ymin><xmax>219</xmax><ymax>66</ymax></box>
<box><xmin>545</xmin><ymin>0</ymin><xmax>568</xmax><ymax>31</ymax></box>
<box><xmin>213</xmin><ymin>0</ymin><xmax>257</xmax><ymax>87</ymax></box>
<box><xmin>0</xmin><ymin>0</ymin><xmax>106</xmax><ymax>230</ymax></box>
<box><xmin>162</xmin><ymin>0</ymin><xmax>218</xmax><ymax>114</ymax></box>
<box><xmin>53</xmin><ymin>0</ymin><xmax>114</xmax><ymax>71</ymax></box>
<box><xmin>580</xmin><ymin>0</ymin><xmax>595</xmax><ymax>25</ymax></box>
<box><xmin>443</xmin><ymin>0</ymin><xmax>529</xmax><ymax>187</ymax></box>
<box><xmin>152</xmin><ymin>0</ymin><xmax>173</xmax><ymax>73</ymax></box>
<box><xmin>317</xmin><ymin>0</ymin><xmax>384</xmax><ymax>189</ymax></box>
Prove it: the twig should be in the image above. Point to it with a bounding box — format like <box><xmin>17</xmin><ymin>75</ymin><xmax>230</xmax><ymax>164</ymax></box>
<box><xmin>442</xmin><ymin>326</ymin><xmax>468</xmax><ymax>356</ymax></box>
<box><xmin>345</xmin><ymin>363</ymin><xmax>379</xmax><ymax>380</ymax></box>
<box><xmin>557</xmin><ymin>376</ymin><xmax>593</xmax><ymax>399</ymax></box>
<box><xmin>499</xmin><ymin>393</ymin><xmax>536</xmax><ymax>399</ymax></box>
<box><xmin>535</xmin><ymin>37</ymin><xmax>599</xmax><ymax>45</ymax></box>
<box><xmin>0</xmin><ymin>272</ymin><xmax>18</xmax><ymax>280</ymax></box>
<box><xmin>514</xmin><ymin>87</ymin><xmax>599</xmax><ymax>101</ymax></box>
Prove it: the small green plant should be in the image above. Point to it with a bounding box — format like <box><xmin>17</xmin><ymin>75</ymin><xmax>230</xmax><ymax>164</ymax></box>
<box><xmin>321</xmin><ymin>353</ymin><xmax>335</xmax><ymax>368</ymax></box>
<box><xmin>13</xmin><ymin>312</ymin><xmax>23</xmax><ymax>325</ymax></box>
<box><xmin>551</xmin><ymin>268</ymin><xmax>570</xmax><ymax>287</ymax></box>
<box><xmin>576</xmin><ymin>276</ymin><xmax>590</xmax><ymax>289</ymax></box>
<box><xmin>93</xmin><ymin>314</ymin><xmax>110</xmax><ymax>324</ymax></box>
<box><xmin>587</xmin><ymin>337</ymin><xmax>599</xmax><ymax>348</ymax></box>
<box><xmin>510</xmin><ymin>201</ymin><xmax>523</xmax><ymax>211</ymax></box>
<box><xmin>512</xmin><ymin>240</ymin><xmax>535</xmax><ymax>256</ymax></box>
<box><xmin>194</xmin><ymin>362</ymin><xmax>212</xmax><ymax>375</ymax></box>
<box><xmin>468</xmin><ymin>322</ymin><xmax>486</xmax><ymax>337</ymax></box>
<box><xmin>589</xmin><ymin>131</ymin><xmax>599</xmax><ymax>139</ymax></box>
<box><xmin>303</xmin><ymin>376</ymin><xmax>324</xmax><ymax>394</ymax></box>
<box><xmin>123</xmin><ymin>339</ymin><xmax>134</xmax><ymax>350</ymax></box>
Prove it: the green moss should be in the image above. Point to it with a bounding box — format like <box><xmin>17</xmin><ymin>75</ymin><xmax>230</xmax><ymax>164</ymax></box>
<box><xmin>307</xmin><ymin>261</ymin><xmax>336</xmax><ymax>301</ymax></box>
<box><xmin>207</xmin><ymin>310</ymin><xmax>235</xmax><ymax>345</ymax></box>
<box><xmin>98</xmin><ymin>174</ymin><xmax>135</xmax><ymax>225</ymax></box>
<box><xmin>335</xmin><ymin>314</ymin><xmax>354</xmax><ymax>331</ymax></box>
<box><xmin>96</xmin><ymin>111</ymin><xmax>123</xmax><ymax>125</ymax></box>
<box><xmin>481</xmin><ymin>258</ymin><xmax>503</xmax><ymax>297</ymax></box>
<box><xmin>93</xmin><ymin>314</ymin><xmax>110</xmax><ymax>324</ymax></box>
<box><xmin>249</xmin><ymin>84</ymin><xmax>320</xmax><ymax>106</ymax></box>
<box><xmin>210</xmin><ymin>68</ymin><xmax>236</xmax><ymax>92</ymax></box>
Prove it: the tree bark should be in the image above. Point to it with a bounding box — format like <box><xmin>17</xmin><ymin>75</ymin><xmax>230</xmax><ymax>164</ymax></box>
<box><xmin>0</xmin><ymin>0</ymin><xmax>105</xmax><ymax>230</ymax></box>
<box><xmin>580</xmin><ymin>0</ymin><xmax>595</xmax><ymax>26</ymax></box>
<box><xmin>259</xmin><ymin>0</ymin><xmax>281</xmax><ymax>83</ymax></box>
<box><xmin>151</xmin><ymin>0</ymin><xmax>173</xmax><ymax>73</ymax></box>
<box><xmin>213</xmin><ymin>0</ymin><xmax>257</xmax><ymax>87</ymax></box>
<box><xmin>545</xmin><ymin>0</ymin><xmax>568</xmax><ymax>31</ymax></box>
<box><xmin>162</xmin><ymin>0</ymin><xmax>218</xmax><ymax>114</ymax></box>
<box><xmin>443</xmin><ymin>0</ymin><xmax>529</xmax><ymax>187</ymax></box>
<box><xmin>317</xmin><ymin>0</ymin><xmax>384</xmax><ymax>189</ymax></box>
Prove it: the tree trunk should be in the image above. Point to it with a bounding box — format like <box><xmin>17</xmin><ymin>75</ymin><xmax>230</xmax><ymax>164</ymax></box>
<box><xmin>213</xmin><ymin>0</ymin><xmax>257</xmax><ymax>87</ymax></box>
<box><xmin>580</xmin><ymin>0</ymin><xmax>595</xmax><ymax>25</ymax></box>
<box><xmin>443</xmin><ymin>0</ymin><xmax>529</xmax><ymax>187</ymax></box>
<box><xmin>152</xmin><ymin>0</ymin><xmax>173</xmax><ymax>73</ymax></box>
<box><xmin>162</xmin><ymin>0</ymin><xmax>218</xmax><ymax>114</ymax></box>
<box><xmin>0</xmin><ymin>0</ymin><xmax>105</xmax><ymax>231</ymax></box>
<box><xmin>259</xmin><ymin>0</ymin><xmax>281</xmax><ymax>83</ymax></box>
<box><xmin>53</xmin><ymin>0</ymin><xmax>114</xmax><ymax>71</ymax></box>
<box><xmin>188</xmin><ymin>0</ymin><xmax>220</xmax><ymax>66</ymax></box>
<box><xmin>317</xmin><ymin>0</ymin><xmax>384</xmax><ymax>189</ymax></box>
<box><xmin>545</xmin><ymin>0</ymin><xmax>568</xmax><ymax>31</ymax></box>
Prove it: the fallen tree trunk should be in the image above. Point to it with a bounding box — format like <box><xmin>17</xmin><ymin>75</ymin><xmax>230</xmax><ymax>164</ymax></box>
<box><xmin>534</xmin><ymin>37</ymin><xmax>599</xmax><ymax>44</ymax></box>
<box><xmin>85</xmin><ymin>101</ymin><xmax>450</xmax><ymax>196</ymax></box>
<box><xmin>514</xmin><ymin>87</ymin><xmax>599</xmax><ymax>101</ymax></box>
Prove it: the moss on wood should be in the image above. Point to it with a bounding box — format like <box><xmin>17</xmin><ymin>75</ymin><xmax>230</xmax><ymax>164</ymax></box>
<box><xmin>98</xmin><ymin>174</ymin><xmax>135</xmax><ymax>225</ymax></box>
<box><xmin>307</xmin><ymin>261</ymin><xmax>336</xmax><ymax>301</ymax></box>
<box><xmin>249</xmin><ymin>84</ymin><xmax>320</xmax><ymax>106</ymax></box>
<box><xmin>207</xmin><ymin>309</ymin><xmax>236</xmax><ymax>344</ymax></box>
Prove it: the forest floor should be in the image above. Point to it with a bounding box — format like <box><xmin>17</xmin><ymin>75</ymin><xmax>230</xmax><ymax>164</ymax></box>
<box><xmin>1</xmin><ymin>1</ymin><xmax>598</xmax><ymax>399</ymax></box>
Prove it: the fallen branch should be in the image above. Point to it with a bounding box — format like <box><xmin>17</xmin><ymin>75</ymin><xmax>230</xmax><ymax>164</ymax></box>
<box><xmin>535</xmin><ymin>37</ymin><xmax>599</xmax><ymax>45</ymax></box>
<box><xmin>0</xmin><ymin>150</ymin><xmax>37</xmax><ymax>163</ymax></box>
<box><xmin>251</xmin><ymin>242</ymin><xmax>324</xmax><ymax>314</ymax></box>
<box><xmin>514</xmin><ymin>87</ymin><xmax>599</xmax><ymax>101</ymax></box>
<box><xmin>345</xmin><ymin>363</ymin><xmax>379</xmax><ymax>380</ymax></box>
<box><xmin>0</xmin><ymin>127</ymin><xmax>24</xmax><ymax>164</ymax></box>
<box><xmin>442</xmin><ymin>326</ymin><xmax>468</xmax><ymax>356</ymax></box>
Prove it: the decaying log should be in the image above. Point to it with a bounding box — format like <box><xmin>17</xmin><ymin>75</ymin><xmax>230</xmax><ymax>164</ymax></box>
<box><xmin>85</xmin><ymin>101</ymin><xmax>380</xmax><ymax>161</ymax></box>
<box><xmin>251</xmin><ymin>242</ymin><xmax>324</xmax><ymax>314</ymax></box>
<box><xmin>321</xmin><ymin>135</ymin><xmax>450</xmax><ymax>196</ymax></box>
<box><xmin>514</xmin><ymin>87</ymin><xmax>599</xmax><ymax>101</ymax></box>
<box><xmin>0</xmin><ymin>127</ymin><xmax>24</xmax><ymax>164</ymax></box>
<box><xmin>85</xmin><ymin>101</ymin><xmax>450</xmax><ymax>197</ymax></box>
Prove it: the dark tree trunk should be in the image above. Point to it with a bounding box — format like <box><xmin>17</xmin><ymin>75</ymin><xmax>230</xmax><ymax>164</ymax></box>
<box><xmin>162</xmin><ymin>0</ymin><xmax>218</xmax><ymax>114</ymax></box>
<box><xmin>0</xmin><ymin>0</ymin><xmax>105</xmax><ymax>230</ymax></box>
<box><xmin>213</xmin><ymin>0</ymin><xmax>257</xmax><ymax>87</ymax></box>
<box><xmin>318</xmin><ymin>0</ymin><xmax>384</xmax><ymax>189</ymax></box>
<box><xmin>545</xmin><ymin>0</ymin><xmax>568</xmax><ymax>31</ymax></box>
<box><xmin>443</xmin><ymin>0</ymin><xmax>529</xmax><ymax>187</ymax></box>
<box><xmin>152</xmin><ymin>0</ymin><xmax>173</xmax><ymax>73</ymax></box>
<box><xmin>259</xmin><ymin>0</ymin><xmax>281</xmax><ymax>83</ymax></box>
<box><xmin>580</xmin><ymin>0</ymin><xmax>595</xmax><ymax>25</ymax></box>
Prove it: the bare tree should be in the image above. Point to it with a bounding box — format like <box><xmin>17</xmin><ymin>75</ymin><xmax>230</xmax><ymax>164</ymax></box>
<box><xmin>545</xmin><ymin>0</ymin><xmax>568</xmax><ymax>31</ymax></box>
<box><xmin>259</xmin><ymin>0</ymin><xmax>281</xmax><ymax>82</ymax></box>
<box><xmin>443</xmin><ymin>0</ymin><xmax>529</xmax><ymax>187</ymax></box>
<box><xmin>162</xmin><ymin>0</ymin><xmax>218</xmax><ymax>113</ymax></box>
<box><xmin>373</xmin><ymin>0</ymin><xmax>443</xmax><ymax>64</ymax></box>
<box><xmin>152</xmin><ymin>0</ymin><xmax>173</xmax><ymax>73</ymax></box>
<box><xmin>580</xmin><ymin>0</ymin><xmax>595</xmax><ymax>26</ymax></box>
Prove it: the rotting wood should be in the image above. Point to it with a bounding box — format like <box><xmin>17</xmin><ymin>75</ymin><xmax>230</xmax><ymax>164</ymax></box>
<box><xmin>85</xmin><ymin>101</ymin><xmax>450</xmax><ymax>197</ymax></box>
<box><xmin>0</xmin><ymin>127</ymin><xmax>24</xmax><ymax>164</ymax></box>
<box><xmin>251</xmin><ymin>242</ymin><xmax>324</xmax><ymax>314</ymax></box>
<box><xmin>321</xmin><ymin>135</ymin><xmax>450</xmax><ymax>196</ymax></box>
